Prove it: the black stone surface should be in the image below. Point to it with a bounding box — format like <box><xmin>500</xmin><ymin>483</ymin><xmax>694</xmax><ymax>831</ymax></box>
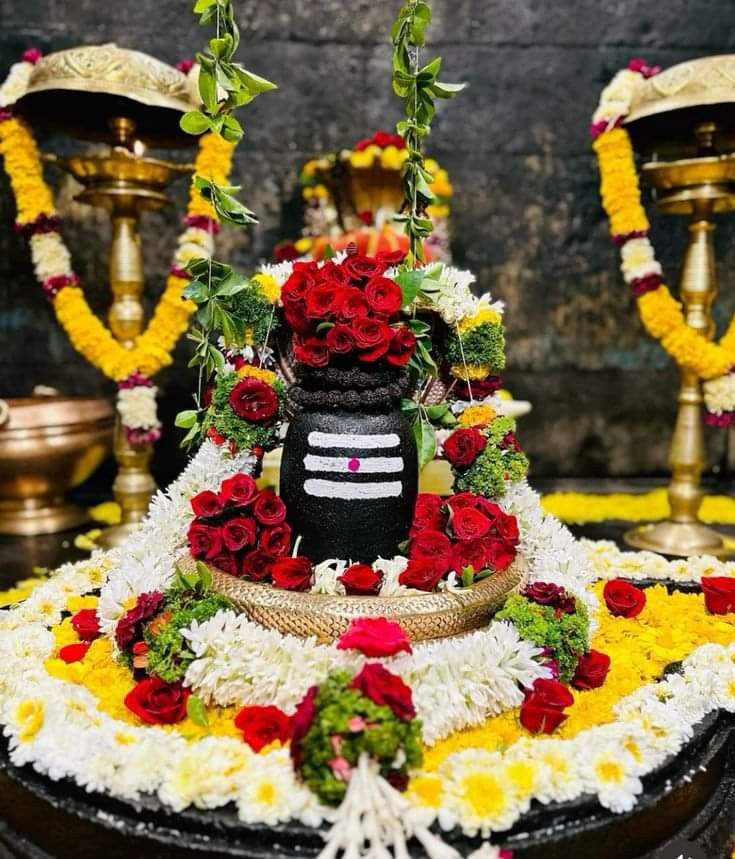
<box><xmin>280</xmin><ymin>407</ymin><xmax>418</xmax><ymax>564</ymax></box>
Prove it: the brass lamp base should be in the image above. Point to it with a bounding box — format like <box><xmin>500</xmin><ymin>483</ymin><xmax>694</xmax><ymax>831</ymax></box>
<box><xmin>625</xmin><ymin>521</ymin><xmax>732</xmax><ymax>558</ymax></box>
<box><xmin>95</xmin><ymin>522</ymin><xmax>141</xmax><ymax>549</ymax></box>
<box><xmin>0</xmin><ymin>500</ymin><xmax>90</xmax><ymax>537</ymax></box>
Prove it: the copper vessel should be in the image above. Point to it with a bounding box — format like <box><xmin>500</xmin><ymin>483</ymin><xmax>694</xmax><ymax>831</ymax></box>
<box><xmin>0</xmin><ymin>396</ymin><xmax>114</xmax><ymax>535</ymax></box>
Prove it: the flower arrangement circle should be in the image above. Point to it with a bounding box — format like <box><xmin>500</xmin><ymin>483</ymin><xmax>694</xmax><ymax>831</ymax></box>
<box><xmin>592</xmin><ymin>59</ymin><xmax>735</xmax><ymax>425</ymax></box>
<box><xmin>0</xmin><ymin>51</ymin><xmax>235</xmax><ymax>440</ymax></box>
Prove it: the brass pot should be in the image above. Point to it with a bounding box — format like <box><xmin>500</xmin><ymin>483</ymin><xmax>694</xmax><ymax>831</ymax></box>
<box><xmin>0</xmin><ymin>396</ymin><xmax>114</xmax><ymax>535</ymax></box>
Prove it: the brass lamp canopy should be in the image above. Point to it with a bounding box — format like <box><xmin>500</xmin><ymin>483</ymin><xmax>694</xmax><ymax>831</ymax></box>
<box><xmin>16</xmin><ymin>44</ymin><xmax>199</xmax><ymax>147</ymax></box>
<box><xmin>626</xmin><ymin>55</ymin><xmax>735</xmax><ymax>157</ymax></box>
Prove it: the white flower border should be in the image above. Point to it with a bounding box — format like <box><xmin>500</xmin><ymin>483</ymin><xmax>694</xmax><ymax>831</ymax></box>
<box><xmin>1</xmin><ymin>441</ymin><xmax>734</xmax><ymax>842</ymax></box>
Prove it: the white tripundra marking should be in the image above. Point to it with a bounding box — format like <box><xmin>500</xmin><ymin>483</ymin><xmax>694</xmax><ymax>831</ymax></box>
<box><xmin>304</xmin><ymin>479</ymin><xmax>403</xmax><ymax>500</ymax></box>
<box><xmin>303</xmin><ymin>454</ymin><xmax>404</xmax><ymax>474</ymax></box>
<box><xmin>307</xmin><ymin>431</ymin><xmax>400</xmax><ymax>449</ymax></box>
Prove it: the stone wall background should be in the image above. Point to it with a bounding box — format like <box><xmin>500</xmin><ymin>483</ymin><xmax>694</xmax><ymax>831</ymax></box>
<box><xmin>2</xmin><ymin>0</ymin><xmax>735</xmax><ymax>482</ymax></box>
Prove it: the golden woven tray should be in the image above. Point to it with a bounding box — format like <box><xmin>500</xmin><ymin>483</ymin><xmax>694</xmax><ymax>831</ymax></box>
<box><xmin>207</xmin><ymin>556</ymin><xmax>527</xmax><ymax>644</ymax></box>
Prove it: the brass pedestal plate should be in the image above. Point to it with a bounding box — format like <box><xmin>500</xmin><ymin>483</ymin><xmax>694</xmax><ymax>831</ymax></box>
<box><xmin>16</xmin><ymin>45</ymin><xmax>198</xmax><ymax>546</ymax></box>
<box><xmin>622</xmin><ymin>56</ymin><xmax>735</xmax><ymax>557</ymax></box>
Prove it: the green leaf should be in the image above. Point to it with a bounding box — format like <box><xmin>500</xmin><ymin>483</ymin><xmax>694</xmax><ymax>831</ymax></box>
<box><xmin>180</xmin><ymin>110</ymin><xmax>211</xmax><ymax>135</ymax></box>
<box><xmin>221</xmin><ymin>113</ymin><xmax>244</xmax><ymax>143</ymax></box>
<box><xmin>322</xmin><ymin>244</ymin><xmax>336</xmax><ymax>260</ymax></box>
<box><xmin>424</xmin><ymin>402</ymin><xmax>449</xmax><ymax>421</ymax></box>
<box><xmin>419</xmin><ymin>56</ymin><xmax>442</xmax><ymax>80</ymax></box>
<box><xmin>413</xmin><ymin>417</ymin><xmax>436</xmax><ymax>470</ymax></box>
<box><xmin>193</xmin><ymin>0</ymin><xmax>217</xmax><ymax>12</ymax></box>
<box><xmin>183</xmin><ymin>279</ymin><xmax>210</xmax><ymax>303</ymax></box>
<box><xmin>315</xmin><ymin>321</ymin><xmax>335</xmax><ymax>334</ymax></box>
<box><xmin>430</xmin><ymin>81</ymin><xmax>467</xmax><ymax>99</ymax></box>
<box><xmin>233</xmin><ymin>66</ymin><xmax>278</xmax><ymax>95</ymax></box>
<box><xmin>198</xmin><ymin>68</ymin><xmax>218</xmax><ymax>113</ymax></box>
<box><xmin>461</xmin><ymin>566</ymin><xmax>475</xmax><ymax>588</ymax></box>
<box><xmin>186</xmin><ymin>695</ymin><xmax>209</xmax><ymax>728</ymax></box>
<box><xmin>195</xmin><ymin>560</ymin><xmax>213</xmax><ymax>590</ymax></box>
<box><xmin>395</xmin><ymin>268</ymin><xmax>425</xmax><ymax>307</ymax></box>
<box><xmin>175</xmin><ymin>409</ymin><xmax>199</xmax><ymax>429</ymax></box>
<box><xmin>401</xmin><ymin>397</ymin><xmax>419</xmax><ymax>413</ymax></box>
<box><xmin>210</xmin><ymin>35</ymin><xmax>234</xmax><ymax>60</ymax></box>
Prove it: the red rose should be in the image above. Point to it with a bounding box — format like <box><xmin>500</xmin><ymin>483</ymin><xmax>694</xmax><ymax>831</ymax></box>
<box><xmin>700</xmin><ymin>576</ymin><xmax>735</xmax><ymax>614</ymax></box>
<box><xmin>494</xmin><ymin>510</ymin><xmax>520</xmax><ymax>543</ymax></box>
<box><xmin>115</xmin><ymin>591</ymin><xmax>164</xmax><ymax>651</ymax></box>
<box><xmin>519</xmin><ymin>678</ymin><xmax>574</xmax><ymax>734</ymax></box>
<box><xmin>260</xmin><ymin>523</ymin><xmax>292</xmax><ymax>557</ymax></box>
<box><xmin>386</xmin><ymin>326</ymin><xmax>416</xmax><ymax>366</ymax></box>
<box><xmin>305</xmin><ymin>282</ymin><xmax>344</xmax><ymax>319</ymax></box>
<box><xmin>572</xmin><ymin>650</ymin><xmax>611</xmax><ymax>690</ymax></box>
<box><xmin>228</xmin><ymin>377</ymin><xmax>279</xmax><ymax>423</ymax></box>
<box><xmin>222</xmin><ymin>516</ymin><xmax>258</xmax><ymax>551</ymax></box>
<box><xmin>220</xmin><ymin>473</ymin><xmax>258</xmax><ymax>507</ymax></box>
<box><xmin>341</xmin><ymin>254</ymin><xmax>384</xmax><ymax>283</ymax></box>
<box><xmin>337</xmin><ymin>616</ymin><xmax>412</xmax><ymax>657</ymax></box>
<box><xmin>240</xmin><ymin>548</ymin><xmax>275</xmax><ymax>581</ymax></box>
<box><xmin>234</xmin><ymin>704</ymin><xmax>292</xmax><ymax>752</ymax></box>
<box><xmin>377</xmin><ymin>249</ymin><xmax>406</xmax><ymax>266</ymax></box>
<box><xmin>364</xmin><ymin>276</ymin><xmax>402</xmax><ymax>316</ymax></box>
<box><xmin>372</xmin><ymin>130</ymin><xmax>394</xmax><ymax>148</ymax></box>
<box><xmin>443</xmin><ymin>428</ymin><xmax>487</xmax><ymax>467</ymax></box>
<box><xmin>523</xmin><ymin>582</ymin><xmax>568</xmax><ymax>607</ymax></box>
<box><xmin>59</xmin><ymin>642</ymin><xmax>91</xmax><ymax>663</ymax></box>
<box><xmin>484</xmin><ymin>538</ymin><xmax>517</xmax><ymax>572</ymax></box>
<box><xmin>603</xmin><ymin>579</ymin><xmax>646</xmax><ymax>618</ymax></box>
<box><xmin>282</xmin><ymin>269</ymin><xmax>313</xmax><ymax>304</ymax></box>
<box><xmin>293</xmin><ymin>336</ymin><xmax>330</xmax><ymax>367</ymax></box>
<box><xmin>290</xmin><ymin>685</ymin><xmax>318</xmax><ymax>766</ymax></box>
<box><xmin>340</xmin><ymin>287</ymin><xmax>369</xmax><ymax>320</ymax></box>
<box><xmin>350</xmin><ymin>663</ymin><xmax>416</xmax><ymax>721</ymax></box>
<box><xmin>271</xmin><ymin>556</ymin><xmax>312</xmax><ymax>591</ymax></box>
<box><xmin>253</xmin><ymin>489</ymin><xmax>287</xmax><ymax>526</ymax></box>
<box><xmin>71</xmin><ymin>608</ymin><xmax>100</xmax><ymax>641</ymax></box>
<box><xmin>124</xmin><ymin>677</ymin><xmax>190</xmax><ymax>725</ymax></box>
<box><xmin>399</xmin><ymin>557</ymin><xmax>445</xmax><ymax>591</ymax></box>
<box><xmin>190</xmin><ymin>489</ymin><xmax>224</xmax><ymax>519</ymax></box>
<box><xmin>408</xmin><ymin>529</ymin><xmax>454</xmax><ymax>575</ymax></box>
<box><xmin>412</xmin><ymin>493</ymin><xmax>446</xmax><ymax>531</ymax></box>
<box><xmin>338</xmin><ymin>563</ymin><xmax>383</xmax><ymax>596</ymax></box>
<box><xmin>452</xmin><ymin>507</ymin><xmax>492</xmax><ymax>541</ymax></box>
<box><xmin>211</xmin><ymin>552</ymin><xmax>239</xmax><ymax>576</ymax></box>
<box><xmin>445</xmin><ymin>491</ymin><xmax>480</xmax><ymax>512</ymax></box>
<box><xmin>188</xmin><ymin>521</ymin><xmax>223</xmax><ymax>560</ymax></box>
<box><xmin>284</xmin><ymin>301</ymin><xmax>310</xmax><ymax>333</ymax></box>
<box><xmin>326</xmin><ymin>323</ymin><xmax>355</xmax><ymax>356</ymax></box>
<box><xmin>351</xmin><ymin>317</ymin><xmax>391</xmax><ymax>362</ymax></box>
<box><xmin>452</xmin><ymin>540</ymin><xmax>488</xmax><ymax>575</ymax></box>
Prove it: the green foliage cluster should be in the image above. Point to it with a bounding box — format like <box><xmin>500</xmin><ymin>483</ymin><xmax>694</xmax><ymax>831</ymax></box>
<box><xmin>202</xmin><ymin>370</ymin><xmax>287</xmax><ymax>452</ymax></box>
<box><xmin>496</xmin><ymin>593</ymin><xmax>589</xmax><ymax>682</ymax></box>
<box><xmin>298</xmin><ymin>672</ymin><xmax>423</xmax><ymax>806</ymax></box>
<box><xmin>453</xmin><ymin>416</ymin><xmax>529</xmax><ymax>498</ymax></box>
<box><xmin>144</xmin><ymin>586</ymin><xmax>232</xmax><ymax>684</ymax></box>
<box><xmin>391</xmin><ymin>1</ymin><xmax>464</xmax><ymax>263</ymax></box>
<box><xmin>182</xmin><ymin>0</ymin><xmax>277</xmax><ymax>149</ymax></box>
<box><xmin>444</xmin><ymin>321</ymin><xmax>506</xmax><ymax>371</ymax></box>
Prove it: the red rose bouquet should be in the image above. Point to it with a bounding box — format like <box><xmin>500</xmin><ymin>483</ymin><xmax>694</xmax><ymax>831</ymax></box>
<box><xmin>401</xmin><ymin>491</ymin><xmax>520</xmax><ymax>591</ymax></box>
<box><xmin>187</xmin><ymin>472</ymin><xmax>294</xmax><ymax>585</ymax></box>
<box><xmin>282</xmin><ymin>255</ymin><xmax>417</xmax><ymax>369</ymax></box>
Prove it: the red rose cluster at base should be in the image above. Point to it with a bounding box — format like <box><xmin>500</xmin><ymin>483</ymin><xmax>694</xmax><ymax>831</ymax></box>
<box><xmin>520</xmin><ymin>678</ymin><xmax>574</xmax><ymax>734</ymax></box>
<box><xmin>402</xmin><ymin>492</ymin><xmax>520</xmax><ymax>591</ymax></box>
<box><xmin>700</xmin><ymin>576</ymin><xmax>735</xmax><ymax>615</ymax></box>
<box><xmin>187</xmin><ymin>472</ymin><xmax>293</xmax><ymax>584</ymax></box>
<box><xmin>282</xmin><ymin>253</ymin><xmax>416</xmax><ymax>368</ymax></box>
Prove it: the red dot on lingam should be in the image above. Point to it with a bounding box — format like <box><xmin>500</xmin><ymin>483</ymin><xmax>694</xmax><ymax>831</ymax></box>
<box><xmin>348</xmin><ymin>458</ymin><xmax>361</xmax><ymax>472</ymax></box>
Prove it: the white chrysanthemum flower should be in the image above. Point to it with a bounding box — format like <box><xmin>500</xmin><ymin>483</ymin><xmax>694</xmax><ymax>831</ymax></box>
<box><xmin>29</xmin><ymin>233</ymin><xmax>73</xmax><ymax>281</ymax></box>
<box><xmin>236</xmin><ymin>747</ymin><xmax>317</xmax><ymax>826</ymax></box>
<box><xmin>159</xmin><ymin>736</ymin><xmax>251</xmax><ymax>811</ymax></box>
<box><xmin>0</xmin><ymin>61</ymin><xmax>33</xmax><ymax>106</ymax></box>
<box><xmin>438</xmin><ymin>750</ymin><xmax>524</xmax><ymax>836</ymax></box>
<box><xmin>580</xmin><ymin>743</ymin><xmax>643</xmax><ymax>813</ymax></box>
<box><xmin>372</xmin><ymin>555</ymin><xmax>409</xmax><ymax>595</ymax></box>
<box><xmin>0</xmin><ymin>623</ymin><xmax>55</xmax><ymax>663</ymax></box>
<box><xmin>311</xmin><ymin>558</ymin><xmax>347</xmax><ymax>594</ymax></box>
<box><xmin>117</xmin><ymin>385</ymin><xmax>159</xmax><ymax>430</ymax></box>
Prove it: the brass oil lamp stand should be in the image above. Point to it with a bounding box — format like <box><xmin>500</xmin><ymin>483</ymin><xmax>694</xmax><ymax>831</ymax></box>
<box><xmin>625</xmin><ymin>123</ymin><xmax>735</xmax><ymax>556</ymax></box>
<box><xmin>15</xmin><ymin>45</ymin><xmax>198</xmax><ymax>546</ymax></box>
<box><xmin>55</xmin><ymin>118</ymin><xmax>191</xmax><ymax>546</ymax></box>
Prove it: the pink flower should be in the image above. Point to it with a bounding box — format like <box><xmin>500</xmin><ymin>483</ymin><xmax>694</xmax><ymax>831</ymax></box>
<box><xmin>336</xmin><ymin>617</ymin><xmax>412</xmax><ymax>657</ymax></box>
<box><xmin>22</xmin><ymin>48</ymin><xmax>42</xmax><ymax>64</ymax></box>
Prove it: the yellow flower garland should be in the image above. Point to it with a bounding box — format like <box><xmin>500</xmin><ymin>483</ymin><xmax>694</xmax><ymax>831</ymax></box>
<box><xmin>0</xmin><ymin>117</ymin><xmax>235</xmax><ymax>382</ymax></box>
<box><xmin>593</xmin><ymin>115</ymin><xmax>735</xmax><ymax>380</ymax></box>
